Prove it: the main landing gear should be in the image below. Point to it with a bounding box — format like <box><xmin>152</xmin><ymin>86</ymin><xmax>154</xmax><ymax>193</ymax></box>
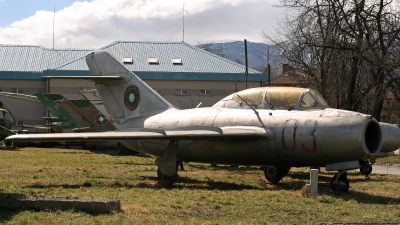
<box><xmin>263</xmin><ymin>166</ymin><xmax>291</xmax><ymax>184</ymax></box>
<box><xmin>155</xmin><ymin>140</ymin><xmax>180</xmax><ymax>187</ymax></box>
<box><xmin>157</xmin><ymin>167</ymin><xmax>178</xmax><ymax>186</ymax></box>
<box><xmin>330</xmin><ymin>170</ymin><xmax>349</xmax><ymax>192</ymax></box>
<box><xmin>359</xmin><ymin>159</ymin><xmax>374</xmax><ymax>178</ymax></box>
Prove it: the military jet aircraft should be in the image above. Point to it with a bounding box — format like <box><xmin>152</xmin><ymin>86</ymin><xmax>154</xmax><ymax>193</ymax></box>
<box><xmin>7</xmin><ymin>51</ymin><xmax>400</xmax><ymax>191</ymax></box>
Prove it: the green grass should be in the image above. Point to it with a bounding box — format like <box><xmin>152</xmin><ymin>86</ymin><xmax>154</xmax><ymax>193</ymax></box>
<box><xmin>0</xmin><ymin>147</ymin><xmax>399</xmax><ymax>224</ymax></box>
<box><xmin>376</xmin><ymin>155</ymin><xmax>400</xmax><ymax>165</ymax></box>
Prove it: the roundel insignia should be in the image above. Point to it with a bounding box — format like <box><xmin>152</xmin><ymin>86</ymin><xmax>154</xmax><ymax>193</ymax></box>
<box><xmin>124</xmin><ymin>85</ymin><xmax>140</xmax><ymax>111</ymax></box>
<box><xmin>94</xmin><ymin>113</ymin><xmax>108</xmax><ymax>126</ymax></box>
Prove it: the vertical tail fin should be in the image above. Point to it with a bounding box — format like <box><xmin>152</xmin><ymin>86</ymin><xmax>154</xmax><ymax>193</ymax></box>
<box><xmin>34</xmin><ymin>93</ymin><xmax>79</xmax><ymax>127</ymax></box>
<box><xmin>85</xmin><ymin>51</ymin><xmax>176</xmax><ymax>124</ymax></box>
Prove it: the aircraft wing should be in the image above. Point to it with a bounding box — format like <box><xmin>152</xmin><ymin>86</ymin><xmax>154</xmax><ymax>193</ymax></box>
<box><xmin>0</xmin><ymin>125</ymin><xmax>16</xmax><ymax>135</ymax></box>
<box><xmin>6</xmin><ymin>126</ymin><xmax>274</xmax><ymax>142</ymax></box>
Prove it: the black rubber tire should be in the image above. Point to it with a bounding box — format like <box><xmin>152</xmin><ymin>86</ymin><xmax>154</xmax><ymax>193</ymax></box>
<box><xmin>330</xmin><ymin>173</ymin><xmax>349</xmax><ymax>192</ymax></box>
<box><xmin>5</xmin><ymin>140</ymin><xmax>12</xmax><ymax>147</ymax></box>
<box><xmin>360</xmin><ymin>166</ymin><xmax>372</xmax><ymax>176</ymax></box>
<box><xmin>264</xmin><ymin>166</ymin><xmax>284</xmax><ymax>184</ymax></box>
<box><xmin>157</xmin><ymin>168</ymin><xmax>177</xmax><ymax>187</ymax></box>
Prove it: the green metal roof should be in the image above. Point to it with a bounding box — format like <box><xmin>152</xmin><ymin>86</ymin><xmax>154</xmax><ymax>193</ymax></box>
<box><xmin>53</xmin><ymin>41</ymin><xmax>261</xmax><ymax>74</ymax></box>
<box><xmin>0</xmin><ymin>44</ymin><xmax>93</xmax><ymax>72</ymax></box>
<box><xmin>0</xmin><ymin>41</ymin><xmax>267</xmax><ymax>81</ymax></box>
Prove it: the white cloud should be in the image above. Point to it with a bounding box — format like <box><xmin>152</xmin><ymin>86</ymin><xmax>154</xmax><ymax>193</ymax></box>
<box><xmin>0</xmin><ymin>0</ymin><xmax>284</xmax><ymax>48</ymax></box>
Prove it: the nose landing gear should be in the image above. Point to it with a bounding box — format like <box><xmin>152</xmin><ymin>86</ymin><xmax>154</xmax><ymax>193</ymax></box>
<box><xmin>263</xmin><ymin>166</ymin><xmax>291</xmax><ymax>184</ymax></box>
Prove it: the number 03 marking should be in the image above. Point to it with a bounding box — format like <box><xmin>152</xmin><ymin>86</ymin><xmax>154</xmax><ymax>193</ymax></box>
<box><xmin>282</xmin><ymin>119</ymin><xmax>318</xmax><ymax>153</ymax></box>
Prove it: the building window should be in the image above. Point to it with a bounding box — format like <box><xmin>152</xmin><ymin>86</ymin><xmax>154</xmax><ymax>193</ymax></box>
<box><xmin>171</xmin><ymin>58</ymin><xmax>182</xmax><ymax>64</ymax></box>
<box><xmin>148</xmin><ymin>58</ymin><xmax>159</xmax><ymax>64</ymax></box>
<box><xmin>200</xmin><ymin>90</ymin><xmax>212</xmax><ymax>96</ymax></box>
<box><xmin>176</xmin><ymin>89</ymin><xmax>188</xmax><ymax>95</ymax></box>
<box><xmin>155</xmin><ymin>89</ymin><xmax>164</xmax><ymax>96</ymax></box>
<box><xmin>12</xmin><ymin>88</ymin><xmax>24</xmax><ymax>94</ymax></box>
<box><xmin>122</xmin><ymin>56</ymin><xmax>133</xmax><ymax>64</ymax></box>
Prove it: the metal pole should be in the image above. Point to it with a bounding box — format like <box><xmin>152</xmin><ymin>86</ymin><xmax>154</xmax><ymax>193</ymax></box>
<box><xmin>53</xmin><ymin>6</ymin><xmax>55</xmax><ymax>49</ymax></box>
<box><xmin>267</xmin><ymin>45</ymin><xmax>271</xmax><ymax>86</ymax></box>
<box><xmin>182</xmin><ymin>3</ymin><xmax>185</xmax><ymax>42</ymax></box>
<box><xmin>244</xmin><ymin>39</ymin><xmax>248</xmax><ymax>89</ymax></box>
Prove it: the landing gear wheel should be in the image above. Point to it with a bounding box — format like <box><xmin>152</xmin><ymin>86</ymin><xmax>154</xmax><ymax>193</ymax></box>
<box><xmin>157</xmin><ymin>168</ymin><xmax>177</xmax><ymax>187</ymax></box>
<box><xmin>264</xmin><ymin>166</ymin><xmax>284</xmax><ymax>184</ymax></box>
<box><xmin>5</xmin><ymin>140</ymin><xmax>12</xmax><ymax>148</ymax></box>
<box><xmin>360</xmin><ymin>165</ymin><xmax>372</xmax><ymax>176</ymax></box>
<box><xmin>330</xmin><ymin>172</ymin><xmax>349</xmax><ymax>192</ymax></box>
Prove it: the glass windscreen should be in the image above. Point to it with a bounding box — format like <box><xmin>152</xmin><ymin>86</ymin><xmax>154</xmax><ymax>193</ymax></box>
<box><xmin>233</xmin><ymin>87</ymin><xmax>265</xmax><ymax>105</ymax></box>
<box><xmin>301</xmin><ymin>92</ymin><xmax>319</xmax><ymax>107</ymax></box>
<box><xmin>309</xmin><ymin>89</ymin><xmax>329</xmax><ymax>107</ymax></box>
<box><xmin>264</xmin><ymin>87</ymin><xmax>305</xmax><ymax>109</ymax></box>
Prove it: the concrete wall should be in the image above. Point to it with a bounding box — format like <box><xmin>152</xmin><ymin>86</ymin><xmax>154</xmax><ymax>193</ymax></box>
<box><xmin>147</xmin><ymin>80</ymin><xmax>261</xmax><ymax>108</ymax></box>
<box><xmin>48</xmin><ymin>78</ymin><xmax>262</xmax><ymax>108</ymax></box>
<box><xmin>0</xmin><ymin>79</ymin><xmax>46</xmax><ymax>94</ymax></box>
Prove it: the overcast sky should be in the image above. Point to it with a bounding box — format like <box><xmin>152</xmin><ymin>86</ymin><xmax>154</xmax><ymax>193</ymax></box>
<box><xmin>0</xmin><ymin>0</ymin><xmax>285</xmax><ymax>49</ymax></box>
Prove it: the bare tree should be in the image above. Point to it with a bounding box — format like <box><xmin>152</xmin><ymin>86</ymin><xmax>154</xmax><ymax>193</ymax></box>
<box><xmin>265</xmin><ymin>0</ymin><xmax>400</xmax><ymax>121</ymax></box>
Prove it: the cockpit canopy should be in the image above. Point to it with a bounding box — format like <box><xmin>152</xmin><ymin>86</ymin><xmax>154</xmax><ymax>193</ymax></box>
<box><xmin>212</xmin><ymin>87</ymin><xmax>329</xmax><ymax>110</ymax></box>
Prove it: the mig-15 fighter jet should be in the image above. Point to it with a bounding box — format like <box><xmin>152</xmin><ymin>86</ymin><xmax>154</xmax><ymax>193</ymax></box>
<box><xmin>7</xmin><ymin>51</ymin><xmax>400</xmax><ymax>191</ymax></box>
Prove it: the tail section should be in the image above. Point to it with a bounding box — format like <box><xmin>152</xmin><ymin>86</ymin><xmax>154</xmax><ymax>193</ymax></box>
<box><xmin>85</xmin><ymin>51</ymin><xmax>176</xmax><ymax>124</ymax></box>
<box><xmin>81</xmin><ymin>89</ymin><xmax>120</xmax><ymax>129</ymax></box>
<box><xmin>36</xmin><ymin>93</ymin><xmax>116</xmax><ymax>131</ymax></box>
<box><xmin>34</xmin><ymin>93</ymin><xmax>80</xmax><ymax>128</ymax></box>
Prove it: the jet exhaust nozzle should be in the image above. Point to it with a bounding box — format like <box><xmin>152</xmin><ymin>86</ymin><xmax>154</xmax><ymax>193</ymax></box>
<box><xmin>363</xmin><ymin>120</ymin><xmax>382</xmax><ymax>155</ymax></box>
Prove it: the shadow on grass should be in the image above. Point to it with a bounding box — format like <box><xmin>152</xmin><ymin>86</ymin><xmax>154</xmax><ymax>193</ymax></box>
<box><xmin>24</xmin><ymin>177</ymin><xmax>261</xmax><ymax>191</ymax></box>
<box><xmin>0</xmin><ymin>147</ymin><xmax>20</xmax><ymax>152</ymax></box>
<box><xmin>55</xmin><ymin>151</ymin><xmax>93</xmax><ymax>155</ymax></box>
<box><xmin>25</xmin><ymin>182</ymin><xmax>96</xmax><ymax>189</ymax></box>
<box><xmin>187</xmin><ymin>164</ymin><xmax>261</xmax><ymax>172</ymax></box>
<box><xmin>114</xmin><ymin>162</ymin><xmax>154</xmax><ymax>166</ymax></box>
<box><xmin>0</xmin><ymin>210</ymin><xmax>19</xmax><ymax>223</ymax></box>
<box><xmin>316</xmin><ymin>184</ymin><xmax>400</xmax><ymax>205</ymax></box>
<box><xmin>23</xmin><ymin>169</ymin><xmax>400</xmax><ymax>205</ymax></box>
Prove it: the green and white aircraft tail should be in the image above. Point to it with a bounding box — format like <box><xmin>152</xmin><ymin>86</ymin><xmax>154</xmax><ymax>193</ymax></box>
<box><xmin>35</xmin><ymin>93</ymin><xmax>115</xmax><ymax>132</ymax></box>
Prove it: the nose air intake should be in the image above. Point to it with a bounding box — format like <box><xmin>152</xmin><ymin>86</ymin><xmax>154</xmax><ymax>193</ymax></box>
<box><xmin>364</xmin><ymin>120</ymin><xmax>382</xmax><ymax>155</ymax></box>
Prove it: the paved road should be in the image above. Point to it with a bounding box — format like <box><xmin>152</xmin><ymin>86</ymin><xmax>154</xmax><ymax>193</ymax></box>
<box><xmin>371</xmin><ymin>165</ymin><xmax>400</xmax><ymax>175</ymax></box>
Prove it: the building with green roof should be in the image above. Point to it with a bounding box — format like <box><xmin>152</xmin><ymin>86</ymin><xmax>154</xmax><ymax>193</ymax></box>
<box><xmin>0</xmin><ymin>41</ymin><xmax>267</xmax><ymax>125</ymax></box>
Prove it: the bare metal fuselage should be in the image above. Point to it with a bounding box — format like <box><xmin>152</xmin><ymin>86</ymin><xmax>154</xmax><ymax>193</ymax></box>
<box><xmin>119</xmin><ymin>107</ymin><xmax>381</xmax><ymax>167</ymax></box>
